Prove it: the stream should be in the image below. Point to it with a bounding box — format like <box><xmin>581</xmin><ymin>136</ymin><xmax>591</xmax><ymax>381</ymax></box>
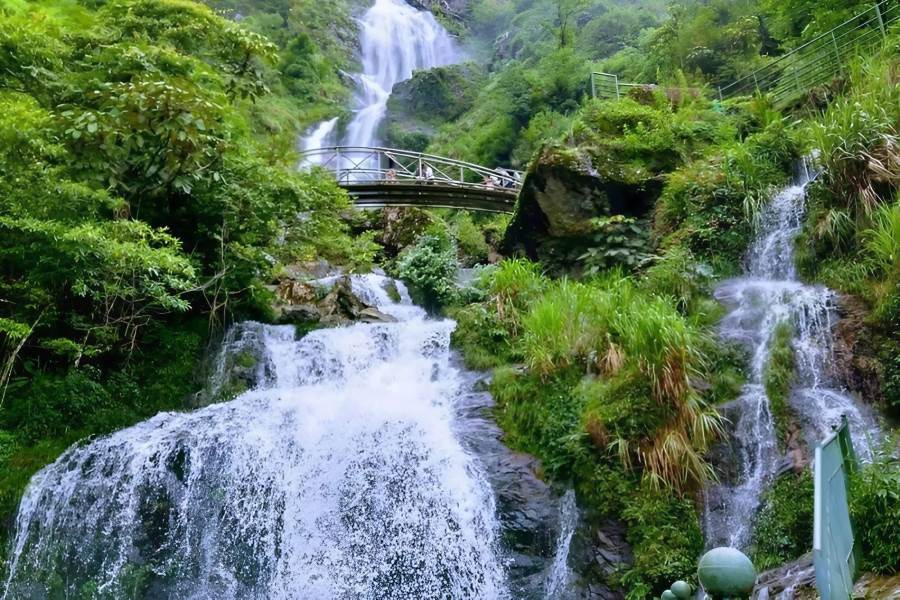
<box><xmin>703</xmin><ymin>162</ymin><xmax>881</xmax><ymax>552</ymax></box>
<box><xmin>2</xmin><ymin>275</ymin><xmax>582</xmax><ymax>599</ymax></box>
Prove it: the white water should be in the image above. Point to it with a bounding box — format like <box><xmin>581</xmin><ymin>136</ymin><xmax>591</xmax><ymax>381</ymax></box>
<box><xmin>300</xmin><ymin>0</ymin><xmax>459</xmax><ymax>171</ymax></box>
<box><xmin>300</xmin><ymin>118</ymin><xmax>338</xmax><ymax>163</ymax></box>
<box><xmin>544</xmin><ymin>490</ymin><xmax>578</xmax><ymax>599</ymax></box>
<box><xmin>704</xmin><ymin>164</ymin><xmax>880</xmax><ymax>550</ymax></box>
<box><xmin>2</xmin><ymin>275</ymin><xmax>510</xmax><ymax>599</ymax></box>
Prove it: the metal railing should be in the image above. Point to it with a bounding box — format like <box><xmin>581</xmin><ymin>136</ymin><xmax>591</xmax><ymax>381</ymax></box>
<box><xmin>591</xmin><ymin>1</ymin><xmax>898</xmax><ymax>107</ymax></box>
<box><xmin>590</xmin><ymin>72</ymin><xmax>646</xmax><ymax>101</ymax></box>
<box><xmin>299</xmin><ymin>146</ymin><xmax>524</xmax><ymax>193</ymax></box>
<box><xmin>719</xmin><ymin>0</ymin><xmax>898</xmax><ymax>107</ymax></box>
<box><xmin>813</xmin><ymin>415</ymin><xmax>859</xmax><ymax>600</ymax></box>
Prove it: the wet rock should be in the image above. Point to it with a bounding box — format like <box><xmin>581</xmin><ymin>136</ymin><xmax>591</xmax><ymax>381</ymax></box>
<box><xmin>833</xmin><ymin>293</ymin><xmax>888</xmax><ymax>409</ymax></box>
<box><xmin>752</xmin><ymin>554</ymin><xmax>816</xmax><ymax>599</ymax></box>
<box><xmin>318</xmin><ymin>276</ymin><xmax>372</xmax><ymax>324</ymax></box>
<box><xmin>279</xmin><ymin>304</ymin><xmax>321</xmax><ymax>325</ymax></box>
<box><xmin>358</xmin><ymin>307</ymin><xmax>397</xmax><ymax>323</ymax></box>
<box><xmin>502</xmin><ymin>144</ymin><xmax>658</xmax><ymax>269</ymax></box>
<box><xmin>379</xmin><ymin>207</ymin><xmax>438</xmax><ymax>257</ymax></box>
<box><xmin>384</xmin><ymin>63</ymin><xmax>484</xmax><ymax>151</ymax></box>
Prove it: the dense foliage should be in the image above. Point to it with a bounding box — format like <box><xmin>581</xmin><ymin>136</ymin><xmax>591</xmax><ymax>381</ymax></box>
<box><xmin>0</xmin><ymin>0</ymin><xmax>364</xmax><ymax>553</ymax></box>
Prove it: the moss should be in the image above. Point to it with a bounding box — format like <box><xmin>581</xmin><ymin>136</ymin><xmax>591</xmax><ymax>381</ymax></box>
<box><xmin>751</xmin><ymin>470</ymin><xmax>814</xmax><ymax>571</ymax></box>
<box><xmin>764</xmin><ymin>320</ymin><xmax>796</xmax><ymax>446</ymax></box>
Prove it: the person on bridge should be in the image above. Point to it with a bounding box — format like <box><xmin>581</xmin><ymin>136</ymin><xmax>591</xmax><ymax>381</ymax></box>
<box><xmin>386</xmin><ymin>168</ymin><xmax>397</xmax><ymax>181</ymax></box>
<box><xmin>424</xmin><ymin>164</ymin><xmax>434</xmax><ymax>183</ymax></box>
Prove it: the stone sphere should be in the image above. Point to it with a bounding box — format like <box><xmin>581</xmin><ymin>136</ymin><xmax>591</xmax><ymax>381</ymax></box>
<box><xmin>660</xmin><ymin>591</ymin><xmax>677</xmax><ymax>600</ymax></box>
<box><xmin>697</xmin><ymin>547</ymin><xmax>757</xmax><ymax>597</ymax></box>
<box><xmin>670</xmin><ymin>580</ymin><xmax>692</xmax><ymax>599</ymax></box>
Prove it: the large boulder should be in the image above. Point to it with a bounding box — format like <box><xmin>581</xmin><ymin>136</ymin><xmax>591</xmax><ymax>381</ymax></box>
<box><xmin>383</xmin><ymin>63</ymin><xmax>485</xmax><ymax>151</ymax></box>
<box><xmin>502</xmin><ymin>144</ymin><xmax>660</xmax><ymax>267</ymax></box>
<box><xmin>275</xmin><ymin>276</ymin><xmax>396</xmax><ymax>327</ymax></box>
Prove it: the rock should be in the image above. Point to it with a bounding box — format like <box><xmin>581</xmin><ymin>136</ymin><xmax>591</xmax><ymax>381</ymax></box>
<box><xmin>833</xmin><ymin>293</ymin><xmax>888</xmax><ymax>409</ymax></box>
<box><xmin>752</xmin><ymin>555</ymin><xmax>816</xmax><ymax>599</ymax></box>
<box><xmin>276</xmin><ymin>280</ymin><xmax>318</xmax><ymax>305</ymax></box>
<box><xmin>383</xmin><ymin>63</ymin><xmax>485</xmax><ymax>151</ymax></box>
<box><xmin>502</xmin><ymin>144</ymin><xmax>659</xmax><ymax>269</ymax></box>
<box><xmin>279</xmin><ymin>304</ymin><xmax>321</xmax><ymax>325</ymax></box>
<box><xmin>358</xmin><ymin>307</ymin><xmax>397</xmax><ymax>323</ymax></box>
<box><xmin>379</xmin><ymin>207</ymin><xmax>438</xmax><ymax>257</ymax></box>
<box><xmin>318</xmin><ymin>276</ymin><xmax>370</xmax><ymax>324</ymax></box>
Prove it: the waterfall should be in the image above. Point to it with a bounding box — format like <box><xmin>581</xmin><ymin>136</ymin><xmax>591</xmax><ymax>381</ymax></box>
<box><xmin>703</xmin><ymin>164</ymin><xmax>880</xmax><ymax>550</ymax></box>
<box><xmin>2</xmin><ymin>275</ymin><xmax>510</xmax><ymax>599</ymax></box>
<box><xmin>3</xmin><ymin>274</ymin><xmax>583</xmax><ymax>599</ymax></box>
<box><xmin>301</xmin><ymin>0</ymin><xmax>458</xmax><ymax>168</ymax></box>
<box><xmin>544</xmin><ymin>490</ymin><xmax>578</xmax><ymax>599</ymax></box>
<box><xmin>299</xmin><ymin>118</ymin><xmax>338</xmax><ymax>163</ymax></box>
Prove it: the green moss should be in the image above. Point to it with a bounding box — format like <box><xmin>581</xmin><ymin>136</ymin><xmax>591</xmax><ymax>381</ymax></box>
<box><xmin>751</xmin><ymin>471</ymin><xmax>814</xmax><ymax>571</ymax></box>
<box><xmin>764</xmin><ymin>320</ymin><xmax>796</xmax><ymax>445</ymax></box>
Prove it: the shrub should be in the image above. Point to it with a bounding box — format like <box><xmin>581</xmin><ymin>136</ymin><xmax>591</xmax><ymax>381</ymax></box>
<box><xmin>764</xmin><ymin>320</ymin><xmax>796</xmax><ymax>445</ymax></box>
<box><xmin>850</xmin><ymin>455</ymin><xmax>900</xmax><ymax>574</ymax></box>
<box><xmin>451</xmin><ymin>212</ymin><xmax>490</xmax><ymax>266</ymax></box>
<box><xmin>751</xmin><ymin>471</ymin><xmax>814</xmax><ymax>571</ymax></box>
<box><xmin>394</xmin><ymin>231</ymin><xmax>459</xmax><ymax>308</ymax></box>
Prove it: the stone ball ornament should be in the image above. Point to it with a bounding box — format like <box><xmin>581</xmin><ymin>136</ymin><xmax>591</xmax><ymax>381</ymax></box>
<box><xmin>697</xmin><ymin>547</ymin><xmax>757</xmax><ymax>599</ymax></box>
<box><xmin>670</xmin><ymin>580</ymin><xmax>693</xmax><ymax>599</ymax></box>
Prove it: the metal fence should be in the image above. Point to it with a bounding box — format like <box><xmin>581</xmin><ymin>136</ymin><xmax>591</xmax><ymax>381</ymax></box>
<box><xmin>813</xmin><ymin>416</ymin><xmax>858</xmax><ymax>600</ymax></box>
<box><xmin>719</xmin><ymin>0</ymin><xmax>899</xmax><ymax>107</ymax></box>
<box><xmin>591</xmin><ymin>1</ymin><xmax>898</xmax><ymax>107</ymax></box>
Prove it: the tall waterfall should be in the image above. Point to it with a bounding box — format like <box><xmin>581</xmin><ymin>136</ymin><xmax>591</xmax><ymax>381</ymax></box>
<box><xmin>300</xmin><ymin>0</ymin><xmax>459</xmax><ymax>153</ymax></box>
<box><xmin>704</xmin><ymin>164</ymin><xmax>880</xmax><ymax>550</ymax></box>
<box><xmin>2</xmin><ymin>276</ymin><xmax>510</xmax><ymax>599</ymax></box>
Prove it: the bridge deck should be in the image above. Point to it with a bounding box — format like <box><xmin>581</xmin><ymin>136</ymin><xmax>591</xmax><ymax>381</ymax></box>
<box><xmin>300</xmin><ymin>146</ymin><xmax>521</xmax><ymax>213</ymax></box>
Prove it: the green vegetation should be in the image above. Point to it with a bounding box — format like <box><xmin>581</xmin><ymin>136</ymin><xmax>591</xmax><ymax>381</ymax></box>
<box><xmin>850</xmin><ymin>454</ymin><xmax>900</xmax><ymax>574</ymax></box>
<box><xmin>764</xmin><ymin>320</ymin><xmax>797</xmax><ymax>445</ymax></box>
<box><xmin>751</xmin><ymin>471</ymin><xmax>814</xmax><ymax>571</ymax></box>
<box><xmin>796</xmin><ymin>43</ymin><xmax>900</xmax><ymax>413</ymax></box>
<box><xmin>451</xmin><ymin>260</ymin><xmax>733</xmax><ymax>593</ymax></box>
<box><xmin>0</xmin><ymin>0</ymin><xmax>367</xmax><ymax>553</ymax></box>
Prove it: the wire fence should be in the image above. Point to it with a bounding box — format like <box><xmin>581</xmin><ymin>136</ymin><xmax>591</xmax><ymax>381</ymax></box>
<box><xmin>591</xmin><ymin>1</ymin><xmax>898</xmax><ymax>107</ymax></box>
<box><xmin>719</xmin><ymin>0</ymin><xmax>898</xmax><ymax>107</ymax></box>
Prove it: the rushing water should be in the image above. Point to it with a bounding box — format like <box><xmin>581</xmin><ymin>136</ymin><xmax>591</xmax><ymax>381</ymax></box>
<box><xmin>300</xmin><ymin>0</ymin><xmax>459</xmax><ymax>158</ymax></box>
<box><xmin>2</xmin><ymin>275</ymin><xmax>579</xmax><ymax>599</ymax></box>
<box><xmin>703</xmin><ymin>164</ymin><xmax>880</xmax><ymax>551</ymax></box>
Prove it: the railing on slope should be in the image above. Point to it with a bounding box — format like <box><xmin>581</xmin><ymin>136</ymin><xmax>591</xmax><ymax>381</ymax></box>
<box><xmin>719</xmin><ymin>0</ymin><xmax>898</xmax><ymax>107</ymax></box>
<box><xmin>813</xmin><ymin>416</ymin><xmax>859</xmax><ymax>600</ymax></box>
<box><xmin>299</xmin><ymin>146</ymin><xmax>523</xmax><ymax>193</ymax></box>
<box><xmin>590</xmin><ymin>1</ymin><xmax>898</xmax><ymax>107</ymax></box>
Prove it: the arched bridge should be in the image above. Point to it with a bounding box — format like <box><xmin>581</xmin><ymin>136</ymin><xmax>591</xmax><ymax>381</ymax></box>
<box><xmin>299</xmin><ymin>146</ymin><xmax>523</xmax><ymax>213</ymax></box>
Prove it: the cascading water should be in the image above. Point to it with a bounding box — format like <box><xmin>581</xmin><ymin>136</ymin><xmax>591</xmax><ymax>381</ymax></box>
<box><xmin>704</xmin><ymin>162</ymin><xmax>880</xmax><ymax>551</ymax></box>
<box><xmin>2</xmin><ymin>274</ymin><xmax>579</xmax><ymax>599</ymax></box>
<box><xmin>300</xmin><ymin>118</ymin><xmax>338</xmax><ymax>163</ymax></box>
<box><xmin>300</xmin><ymin>0</ymin><xmax>458</xmax><ymax>172</ymax></box>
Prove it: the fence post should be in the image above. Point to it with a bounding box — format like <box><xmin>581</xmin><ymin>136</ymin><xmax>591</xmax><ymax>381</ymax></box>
<box><xmin>718</xmin><ymin>86</ymin><xmax>723</xmax><ymax>101</ymax></box>
<box><xmin>873</xmin><ymin>1</ymin><xmax>887</xmax><ymax>41</ymax></box>
<box><xmin>591</xmin><ymin>72</ymin><xmax>597</xmax><ymax>99</ymax></box>
<box><xmin>614</xmin><ymin>74</ymin><xmax>621</xmax><ymax>100</ymax></box>
<box><xmin>752</xmin><ymin>72</ymin><xmax>759</xmax><ymax>94</ymax></box>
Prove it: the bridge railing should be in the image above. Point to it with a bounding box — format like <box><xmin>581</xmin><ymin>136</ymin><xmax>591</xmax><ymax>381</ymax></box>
<box><xmin>299</xmin><ymin>146</ymin><xmax>524</xmax><ymax>193</ymax></box>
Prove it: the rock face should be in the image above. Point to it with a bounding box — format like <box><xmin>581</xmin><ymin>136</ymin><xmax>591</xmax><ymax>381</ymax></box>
<box><xmin>275</xmin><ymin>276</ymin><xmax>396</xmax><ymax>327</ymax></box>
<box><xmin>406</xmin><ymin>0</ymin><xmax>469</xmax><ymax>22</ymax></box>
<box><xmin>503</xmin><ymin>144</ymin><xmax>660</xmax><ymax>267</ymax></box>
<box><xmin>383</xmin><ymin>63</ymin><xmax>485</xmax><ymax>151</ymax></box>
<box><xmin>752</xmin><ymin>555</ymin><xmax>816</xmax><ymax>599</ymax></box>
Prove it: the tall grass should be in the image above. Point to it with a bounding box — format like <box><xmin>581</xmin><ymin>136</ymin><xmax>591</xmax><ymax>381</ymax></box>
<box><xmin>865</xmin><ymin>198</ymin><xmax>900</xmax><ymax>276</ymax></box>
<box><xmin>520</xmin><ymin>273</ymin><xmax>723</xmax><ymax>490</ymax></box>
<box><xmin>810</xmin><ymin>56</ymin><xmax>900</xmax><ymax>222</ymax></box>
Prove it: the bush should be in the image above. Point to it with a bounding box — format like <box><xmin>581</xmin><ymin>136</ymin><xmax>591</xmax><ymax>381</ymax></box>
<box><xmin>394</xmin><ymin>231</ymin><xmax>459</xmax><ymax>308</ymax></box>
<box><xmin>752</xmin><ymin>471</ymin><xmax>814</xmax><ymax>571</ymax></box>
<box><xmin>764</xmin><ymin>320</ymin><xmax>796</xmax><ymax>445</ymax></box>
<box><xmin>850</xmin><ymin>456</ymin><xmax>900</xmax><ymax>574</ymax></box>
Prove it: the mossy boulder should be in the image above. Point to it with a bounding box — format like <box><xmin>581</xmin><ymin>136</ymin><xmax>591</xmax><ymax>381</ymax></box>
<box><xmin>502</xmin><ymin>144</ymin><xmax>660</xmax><ymax>266</ymax></box>
<box><xmin>384</xmin><ymin>63</ymin><xmax>485</xmax><ymax>151</ymax></box>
